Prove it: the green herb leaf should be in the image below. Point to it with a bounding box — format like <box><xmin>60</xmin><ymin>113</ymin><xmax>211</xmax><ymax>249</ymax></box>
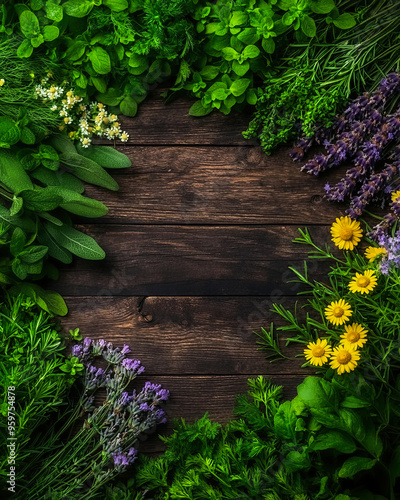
<box><xmin>89</xmin><ymin>46</ymin><xmax>111</xmax><ymax>74</ymax></box>
<box><xmin>338</xmin><ymin>456</ymin><xmax>377</xmax><ymax>478</ymax></box>
<box><xmin>45</xmin><ymin>223</ymin><xmax>105</xmax><ymax>260</ymax></box>
<box><xmin>333</xmin><ymin>13</ymin><xmax>356</xmax><ymax>29</ymax></box>
<box><xmin>102</xmin><ymin>0</ymin><xmax>128</xmax><ymax>12</ymax></box>
<box><xmin>42</xmin><ymin>25</ymin><xmax>59</xmax><ymax>41</ymax></box>
<box><xmin>19</xmin><ymin>10</ymin><xmax>40</xmax><ymax>37</ymax></box>
<box><xmin>230</xmin><ymin>78</ymin><xmax>251</xmax><ymax>97</ymax></box>
<box><xmin>63</xmin><ymin>0</ymin><xmax>95</xmax><ymax>18</ymax></box>
<box><xmin>301</xmin><ymin>15</ymin><xmax>316</xmax><ymax>37</ymax></box>
<box><xmin>311</xmin><ymin>430</ymin><xmax>357</xmax><ymax>453</ymax></box>
<box><xmin>310</xmin><ymin>0</ymin><xmax>335</xmax><ymax>14</ymax></box>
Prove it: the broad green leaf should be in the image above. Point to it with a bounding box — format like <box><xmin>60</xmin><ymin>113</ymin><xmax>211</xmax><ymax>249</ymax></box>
<box><xmin>0</xmin><ymin>149</ymin><xmax>33</xmax><ymax>193</ymax></box>
<box><xmin>19</xmin><ymin>10</ymin><xmax>40</xmax><ymax>37</ymax></box>
<box><xmin>301</xmin><ymin>15</ymin><xmax>317</xmax><ymax>37</ymax></box>
<box><xmin>284</xmin><ymin>450</ymin><xmax>310</xmax><ymax>472</ymax></box>
<box><xmin>89</xmin><ymin>46</ymin><xmax>111</xmax><ymax>74</ymax></box>
<box><xmin>237</xmin><ymin>28</ymin><xmax>259</xmax><ymax>45</ymax></box>
<box><xmin>277</xmin><ymin>0</ymin><xmax>294</xmax><ymax>10</ymax></box>
<box><xmin>64</xmin><ymin>0</ymin><xmax>94</xmax><ymax>18</ymax></box>
<box><xmin>102</xmin><ymin>0</ymin><xmax>128</xmax><ymax>11</ymax></box>
<box><xmin>19</xmin><ymin>245</ymin><xmax>48</xmax><ymax>264</ymax></box>
<box><xmin>45</xmin><ymin>1</ymin><xmax>64</xmax><ymax>22</ymax></box>
<box><xmin>91</xmin><ymin>76</ymin><xmax>107</xmax><ymax>93</ymax></box>
<box><xmin>262</xmin><ymin>37</ymin><xmax>275</xmax><ymax>54</ymax></box>
<box><xmin>310</xmin><ymin>0</ymin><xmax>335</xmax><ymax>14</ymax></box>
<box><xmin>0</xmin><ymin>117</ymin><xmax>21</xmax><ymax>146</ymax></box>
<box><xmin>189</xmin><ymin>101</ymin><xmax>213</xmax><ymax>116</ymax></box>
<box><xmin>20</xmin><ymin>187</ymin><xmax>63</xmax><ymax>212</ymax></box>
<box><xmin>0</xmin><ymin>205</ymin><xmax>35</xmax><ymax>233</ymax></box>
<box><xmin>96</xmin><ymin>88</ymin><xmax>123</xmax><ymax>106</ymax></box>
<box><xmin>341</xmin><ymin>396</ymin><xmax>370</xmax><ymax>408</ymax></box>
<box><xmin>43</xmin><ymin>25</ymin><xmax>59</xmax><ymax>41</ymax></box>
<box><xmin>46</xmin><ymin>223</ymin><xmax>105</xmax><ymax>260</ymax></box>
<box><xmin>10</xmin><ymin>197</ymin><xmax>23</xmax><ymax>216</ymax></box>
<box><xmin>46</xmin><ymin>186</ymin><xmax>109</xmax><ymax>218</ymax></box>
<box><xmin>17</xmin><ymin>39</ymin><xmax>34</xmax><ymax>58</ymax></box>
<box><xmin>274</xmin><ymin>400</ymin><xmax>298</xmax><ymax>442</ymax></box>
<box><xmin>338</xmin><ymin>456</ymin><xmax>377</xmax><ymax>478</ymax></box>
<box><xmin>310</xmin><ymin>430</ymin><xmax>357</xmax><ymax>454</ymax></box>
<box><xmin>31</xmin><ymin>0</ymin><xmax>44</xmax><ymax>9</ymax></box>
<box><xmin>66</xmin><ymin>40</ymin><xmax>86</xmax><ymax>61</ymax></box>
<box><xmin>20</xmin><ymin>127</ymin><xmax>36</xmax><ymax>145</ymax></box>
<box><xmin>49</xmin><ymin>134</ymin><xmax>77</xmax><ymax>155</ymax></box>
<box><xmin>120</xmin><ymin>96</ymin><xmax>138</xmax><ymax>117</ymax></box>
<box><xmin>297</xmin><ymin>376</ymin><xmax>338</xmax><ymax>410</ymax></box>
<box><xmin>75</xmin><ymin>144</ymin><xmax>131</xmax><ymax>169</ymax></box>
<box><xmin>242</xmin><ymin>44</ymin><xmax>260</xmax><ymax>59</ymax></box>
<box><xmin>230</xmin><ymin>11</ymin><xmax>248</xmax><ymax>27</ymax></box>
<box><xmin>10</xmin><ymin>228</ymin><xmax>26</xmax><ymax>257</ymax></box>
<box><xmin>200</xmin><ymin>65</ymin><xmax>220</xmax><ymax>81</ymax></box>
<box><xmin>31</xmin><ymin>34</ymin><xmax>44</xmax><ymax>48</ymax></box>
<box><xmin>222</xmin><ymin>47</ymin><xmax>239</xmax><ymax>61</ymax></box>
<box><xmin>38</xmin><ymin>223</ymin><xmax>73</xmax><ymax>264</ymax></box>
<box><xmin>11</xmin><ymin>282</ymin><xmax>68</xmax><ymax>315</ymax></box>
<box><xmin>333</xmin><ymin>13</ymin><xmax>356</xmax><ymax>29</ymax></box>
<box><xmin>230</xmin><ymin>78</ymin><xmax>251</xmax><ymax>97</ymax></box>
<box><xmin>31</xmin><ymin>167</ymin><xmax>84</xmax><ymax>193</ymax></box>
<box><xmin>232</xmin><ymin>60</ymin><xmax>250</xmax><ymax>76</ymax></box>
<box><xmin>212</xmin><ymin>88</ymin><xmax>231</xmax><ymax>100</ymax></box>
<box><xmin>128</xmin><ymin>54</ymin><xmax>148</xmax><ymax>68</ymax></box>
<box><xmin>12</xmin><ymin>259</ymin><xmax>28</xmax><ymax>280</ymax></box>
<box><xmin>59</xmin><ymin>152</ymin><xmax>120</xmax><ymax>190</ymax></box>
<box><xmin>246</xmin><ymin>88</ymin><xmax>257</xmax><ymax>105</ymax></box>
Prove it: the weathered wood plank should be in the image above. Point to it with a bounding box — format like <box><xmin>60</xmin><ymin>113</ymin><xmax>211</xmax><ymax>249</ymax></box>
<box><xmin>83</xmin><ymin>146</ymin><xmax>344</xmax><ymax>225</ymax></box>
<box><xmin>54</xmin><ymin>224</ymin><xmax>333</xmax><ymax>296</ymax></box>
<box><xmin>61</xmin><ymin>296</ymin><xmax>311</xmax><ymax>376</ymax></box>
<box><xmin>95</xmin><ymin>89</ymin><xmax>256</xmax><ymax>146</ymax></box>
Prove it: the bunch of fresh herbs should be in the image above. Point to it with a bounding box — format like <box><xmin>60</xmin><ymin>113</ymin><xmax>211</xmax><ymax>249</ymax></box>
<box><xmin>0</xmin><ymin>292</ymin><xmax>78</xmax><ymax>492</ymax></box>
<box><xmin>105</xmin><ymin>372</ymin><xmax>400</xmax><ymax>499</ymax></box>
<box><xmin>15</xmin><ymin>337</ymin><xmax>169</xmax><ymax>499</ymax></box>
<box><xmin>244</xmin><ymin>0</ymin><xmax>400</xmax><ymax>153</ymax></box>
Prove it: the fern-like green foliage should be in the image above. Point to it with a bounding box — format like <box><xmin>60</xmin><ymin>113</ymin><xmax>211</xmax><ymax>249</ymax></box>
<box><xmin>105</xmin><ymin>372</ymin><xmax>400</xmax><ymax>499</ymax></box>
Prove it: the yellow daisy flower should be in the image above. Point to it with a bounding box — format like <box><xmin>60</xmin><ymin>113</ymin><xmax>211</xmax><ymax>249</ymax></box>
<box><xmin>391</xmin><ymin>190</ymin><xmax>400</xmax><ymax>202</ymax></box>
<box><xmin>330</xmin><ymin>346</ymin><xmax>360</xmax><ymax>375</ymax></box>
<box><xmin>348</xmin><ymin>270</ymin><xmax>377</xmax><ymax>294</ymax></box>
<box><xmin>340</xmin><ymin>323</ymin><xmax>368</xmax><ymax>350</ymax></box>
<box><xmin>330</xmin><ymin>216</ymin><xmax>363</xmax><ymax>251</ymax></box>
<box><xmin>365</xmin><ymin>246</ymin><xmax>387</xmax><ymax>262</ymax></box>
<box><xmin>304</xmin><ymin>338</ymin><xmax>332</xmax><ymax>366</ymax></box>
<box><xmin>325</xmin><ymin>299</ymin><xmax>352</xmax><ymax>326</ymax></box>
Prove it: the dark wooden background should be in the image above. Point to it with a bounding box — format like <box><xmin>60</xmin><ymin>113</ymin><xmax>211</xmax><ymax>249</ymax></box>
<box><xmin>58</xmin><ymin>90</ymin><xmax>343</xmax><ymax>452</ymax></box>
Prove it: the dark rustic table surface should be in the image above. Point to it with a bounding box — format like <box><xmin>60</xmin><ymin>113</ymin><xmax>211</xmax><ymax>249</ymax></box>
<box><xmin>58</xmin><ymin>89</ymin><xmax>343</xmax><ymax>453</ymax></box>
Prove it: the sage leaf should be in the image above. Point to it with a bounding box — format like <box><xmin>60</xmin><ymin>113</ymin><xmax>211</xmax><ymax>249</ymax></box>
<box><xmin>45</xmin><ymin>222</ymin><xmax>105</xmax><ymax>260</ymax></box>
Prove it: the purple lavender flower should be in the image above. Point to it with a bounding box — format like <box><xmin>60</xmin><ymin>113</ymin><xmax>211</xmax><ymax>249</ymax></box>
<box><xmin>92</xmin><ymin>339</ymin><xmax>107</xmax><ymax>356</ymax></box>
<box><xmin>111</xmin><ymin>448</ymin><xmax>137</xmax><ymax>471</ymax></box>
<box><xmin>103</xmin><ymin>342</ymin><xmax>129</xmax><ymax>365</ymax></box>
<box><xmin>117</xmin><ymin>358</ymin><xmax>145</xmax><ymax>379</ymax></box>
<box><xmin>72</xmin><ymin>344</ymin><xmax>83</xmax><ymax>359</ymax></box>
<box><xmin>83</xmin><ymin>364</ymin><xmax>106</xmax><ymax>391</ymax></box>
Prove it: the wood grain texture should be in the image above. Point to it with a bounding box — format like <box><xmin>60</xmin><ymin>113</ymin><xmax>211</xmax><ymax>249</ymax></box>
<box><xmin>55</xmin><ymin>224</ymin><xmax>333</xmax><ymax>296</ymax></box>
<box><xmin>83</xmin><ymin>145</ymin><xmax>344</xmax><ymax>225</ymax></box>
<box><xmin>95</xmin><ymin>89</ymin><xmax>256</xmax><ymax>146</ymax></box>
<box><xmin>61</xmin><ymin>296</ymin><xmax>311</xmax><ymax>376</ymax></box>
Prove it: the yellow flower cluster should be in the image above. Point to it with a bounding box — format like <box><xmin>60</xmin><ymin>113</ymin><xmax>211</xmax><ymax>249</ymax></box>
<box><xmin>304</xmin><ymin>317</ymin><xmax>367</xmax><ymax>375</ymax></box>
<box><xmin>35</xmin><ymin>77</ymin><xmax>129</xmax><ymax>146</ymax></box>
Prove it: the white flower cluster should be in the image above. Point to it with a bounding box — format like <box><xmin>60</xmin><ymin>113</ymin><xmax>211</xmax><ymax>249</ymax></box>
<box><xmin>35</xmin><ymin>77</ymin><xmax>129</xmax><ymax>147</ymax></box>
